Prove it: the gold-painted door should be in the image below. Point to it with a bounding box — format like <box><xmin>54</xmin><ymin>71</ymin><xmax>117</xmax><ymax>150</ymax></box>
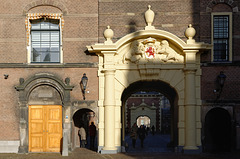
<box><xmin>29</xmin><ymin>105</ymin><xmax>62</xmax><ymax>152</ymax></box>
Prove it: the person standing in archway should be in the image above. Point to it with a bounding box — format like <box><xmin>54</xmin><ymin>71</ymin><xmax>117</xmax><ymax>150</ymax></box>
<box><xmin>130</xmin><ymin>123</ymin><xmax>138</xmax><ymax>148</ymax></box>
<box><xmin>151</xmin><ymin>125</ymin><xmax>155</xmax><ymax>135</ymax></box>
<box><xmin>89</xmin><ymin>122</ymin><xmax>96</xmax><ymax>150</ymax></box>
<box><xmin>78</xmin><ymin>125</ymin><xmax>86</xmax><ymax>148</ymax></box>
<box><xmin>138</xmin><ymin>125</ymin><xmax>146</xmax><ymax>148</ymax></box>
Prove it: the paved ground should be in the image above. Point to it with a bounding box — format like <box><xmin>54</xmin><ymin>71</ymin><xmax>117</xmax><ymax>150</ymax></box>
<box><xmin>124</xmin><ymin>133</ymin><xmax>172</xmax><ymax>153</ymax></box>
<box><xmin>0</xmin><ymin>134</ymin><xmax>239</xmax><ymax>159</ymax></box>
<box><xmin>0</xmin><ymin>149</ymin><xmax>240</xmax><ymax>159</ymax></box>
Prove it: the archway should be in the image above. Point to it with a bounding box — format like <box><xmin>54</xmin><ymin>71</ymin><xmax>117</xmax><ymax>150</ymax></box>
<box><xmin>136</xmin><ymin>116</ymin><xmax>151</xmax><ymax>128</ymax></box>
<box><xmin>204</xmin><ymin>107</ymin><xmax>231</xmax><ymax>152</ymax></box>
<box><xmin>87</xmin><ymin>6</ymin><xmax>211</xmax><ymax>154</ymax></box>
<box><xmin>72</xmin><ymin>108</ymin><xmax>96</xmax><ymax>149</ymax></box>
<box><xmin>121</xmin><ymin>81</ymin><xmax>177</xmax><ymax>152</ymax></box>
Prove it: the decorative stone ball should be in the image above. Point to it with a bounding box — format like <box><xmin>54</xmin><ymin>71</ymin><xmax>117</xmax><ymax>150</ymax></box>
<box><xmin>185</xmin><ymin>24</ymin><xmax>196</xmax><ymax>39</ymax></box>
<box><xmin>104</xmin><ymin>26</ymin><xmax>114</xmax><ymax>40</ymax></box>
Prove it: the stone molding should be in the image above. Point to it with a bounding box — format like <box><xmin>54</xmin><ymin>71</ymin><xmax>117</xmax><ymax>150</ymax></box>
<box><xmin>206</xmin><ymin>0</ymin><xmax>239</xmax><ymax>12</ymax></box>
<box><xmin>23</xmin><ymin>0</ymin><xmax>68</xmax><ymax>15</ymax></box>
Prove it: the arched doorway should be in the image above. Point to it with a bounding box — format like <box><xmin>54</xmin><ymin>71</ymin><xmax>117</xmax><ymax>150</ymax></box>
<box><xmin>204</xmin><ymin>107</ymin><xmax>231</xmax><ymax>152</ymax></box>
<box><xmin>121</xmin><ymin>81</ymin><xmax>177</xmax><ymax>152</ymax></box>
<box><xmin>15</xmin><ymin>73</ymin><xmax>73</xmax><ymax>153</ymax></box>
<box><xmin>136</xmin><ymin>116</ymin><xmax>151</xmax><ymax>128</ymax></box>
<box><xmin>72</xmin><ymin>108</ymin><xmax>96</xmax><ymax>149</ymax></box>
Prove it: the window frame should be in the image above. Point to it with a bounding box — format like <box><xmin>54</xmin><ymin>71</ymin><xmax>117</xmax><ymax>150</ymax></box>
<box><xmin>26</xmin><ymin>14</ymin><xmax>63</xmax><ymax>64</ymax></box>
<box><xmin>30</xmin><ymin>18</ymin><xmax>61</xmax><ymax>63</ymax></box>
<box><xmin>211</xmin><ymin>12</ymin><xmax>232</xmax><ymax>63</ymax></box>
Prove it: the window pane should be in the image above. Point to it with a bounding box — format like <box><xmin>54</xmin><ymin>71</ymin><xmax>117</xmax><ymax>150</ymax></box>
<box><xmin>51</xmin><ymin>53</ymin><xmax>60</xmax><ymax>62</ymax></box>
<box><xmin>50</xmin><ymin>42</ymin><xmax>59</xmax><ymax>51</ymax></box>
<box><xmin>31</xmin><ymin>32</ymin><xmax>40</xmax><ymax>41</ymax></box>
<box><xmin>51</xmin><ymin>32</ymin><xmax>59</xmax><ymax>41</ymax></box>
<box><xmin>41</xmin><ymin>42</ymin><xmax>50</xmax><ymax>52</ymax></box>
<box><xmin>32</xmin><ymin>42</ymin><xmax>40</xmax><ymax>51</ymax></box>
<box><xmin>32</xmin><ymin>49</ymin><xmax>41</xmax><ymax>62</ymax></box>
<box><xmin>41</xmin><ymin>32</ymin><xmax>50</xmax><ymax>41</ymax></box>
<box><xmin>213</xmin><ymin>39</ymin><xmax>228</xmax><ymax>61</ymax></box>
<box><xmin>42</xmin><ymin>52</ymin><xmax>51</xmax><ymax>62</ymax></box>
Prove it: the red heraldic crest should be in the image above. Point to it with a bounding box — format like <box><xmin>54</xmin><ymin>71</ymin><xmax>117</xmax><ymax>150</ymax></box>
<box><xmin>145</xmin><ymin>46</ymin><xmax>155</xmax><ymax>59</ymax></box>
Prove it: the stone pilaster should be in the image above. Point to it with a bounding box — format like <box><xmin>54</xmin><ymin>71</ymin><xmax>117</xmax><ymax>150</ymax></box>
<box><xmin>101</xmin><ymin>69</ymin><xmax>117</xmax><ymax>154</ymax></box>
<box><xmin>183</xmin><ymin>50</ymin><xmax>200</xmax><ymax>153</ymax></box>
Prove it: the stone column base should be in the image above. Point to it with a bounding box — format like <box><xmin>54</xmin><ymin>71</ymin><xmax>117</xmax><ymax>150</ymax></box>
<box><xmin>101</xmin><ymin>149</ymin><xmax>118</xmax><ymax>154</ymax></box>
<box><xmin>18</xmin><ymin>145</ymin><xmax>28</xmax><ymax>154</ymax></box>
<box><xmin>98</xmin><ymin>146</ymin><xmax>103</xmax><ymax>153</ymax></box>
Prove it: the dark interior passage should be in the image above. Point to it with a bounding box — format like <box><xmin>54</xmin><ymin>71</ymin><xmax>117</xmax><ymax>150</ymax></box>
<box><xmin>121</xmin><ymin>80</ymin><xmax>178</xmax><ymax>152</ymax></box>
<box><xmin>204</xmin><ymin>108</ymin><xmax>231</xmax><ymax>152</ymax></box>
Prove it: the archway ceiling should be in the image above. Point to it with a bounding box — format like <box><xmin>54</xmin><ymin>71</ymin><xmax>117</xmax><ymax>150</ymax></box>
<box><xmin>121</xmin><ymin>80</ymin><xmax>177</xmax><ymax>103</ymax></box>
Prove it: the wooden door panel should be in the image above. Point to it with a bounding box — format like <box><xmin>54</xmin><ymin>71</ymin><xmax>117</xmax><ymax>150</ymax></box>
<box><xmin>29</xmin><ymin>105</ymin><xmax>62</xmax><ymax>152</ymax></box>
<box><xmin>31</xmin><ymin>136</ymin><xmax>44</xmax><ymax>152</ymax></box>
<box><xmin>30</xmin><ymin>122</ymin><xmax>43</xmax><ymax>133</ymax></box>
<box><xmin>29</xmin><ymin>106</ymin><xmax>44</xmax><ymax>152</ymax></box>
<box><xmin>48</xmin><ymin>107</ymin><xmax>61</xmax><ymax>120</ymax></box>
<box><xmin>46</xmin><ymin>106</ymin><xmax>62</xmax><ymax>152</ymax></box>
<box><xmin>30</xmin><ymin>107</ymin><xmax>43</xmax><ymax>119</ymax></box>
<box><xmin>47</xmin><ymin>135</ymin><xmax>62</xmax><ymax>151</ymax></box>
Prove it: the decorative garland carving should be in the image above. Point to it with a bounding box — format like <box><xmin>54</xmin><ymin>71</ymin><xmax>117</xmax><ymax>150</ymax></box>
<box><xmin>25</xmin><ymin>13</ymin><xmax>64</xmax><ymax>45</ymax></box>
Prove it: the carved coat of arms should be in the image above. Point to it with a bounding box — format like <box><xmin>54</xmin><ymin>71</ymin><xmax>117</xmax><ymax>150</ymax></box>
<box><xmin>123</xmin><ymin>37</ymin><xmax>183</xmax><ymax>63</ymax></box>
<box><xmin>143</xmin><ymin>38</ymin><xmax>156</xmax><ymax>59</ymax></box>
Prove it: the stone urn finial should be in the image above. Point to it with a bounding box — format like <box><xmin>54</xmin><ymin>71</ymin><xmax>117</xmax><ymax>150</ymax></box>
<box><xmin>185</xmin><ymin>24</ymin><xmax>196</xmax><ymax>44</ymax></box>
<box><xmin>145</xmin><ymin>5</ymin><xmax>155</xmax><ymax>30</ymax></box>
<box><xmin>104</xmin><ymin>25</ymin><xmax>114</xmax><ymax>44</ymax></box>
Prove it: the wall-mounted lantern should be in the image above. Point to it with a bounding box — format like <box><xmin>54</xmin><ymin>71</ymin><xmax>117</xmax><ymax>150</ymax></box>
<box><xmin>218</xmin><ymin>71</ymin><xmax>226</xmax><ymax>88</ymax></box>
<box><xmin>80</xmin><ymin>73</ymin><xmax>88</xmax><ymax>100</ymax></box>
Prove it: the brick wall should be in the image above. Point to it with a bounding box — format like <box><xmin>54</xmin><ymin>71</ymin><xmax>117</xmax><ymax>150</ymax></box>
<box><xmin>0</xmin><ymin>0</ymin><xmax>99</xmax><ymax>140</ymax></box>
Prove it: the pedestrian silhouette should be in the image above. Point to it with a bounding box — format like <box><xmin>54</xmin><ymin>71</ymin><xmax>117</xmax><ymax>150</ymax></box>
<box><xmin>130</xmin><ymin>123</ymin><xmax>138</xmax><ymax>148</ymax></box>
<box><xmin>151</xmin><ymin>125</ymin><xmax>155</xmax><ymax>135</ymax></box>
<box><xmin>138</xmin><ymin>125</ymin><xmax>146</xmax><ymax>148</ymax></box>
<box><xmin>89</xmin><ymin>122</ymin><xmax>96</xmax><ymax>150</ymax></box>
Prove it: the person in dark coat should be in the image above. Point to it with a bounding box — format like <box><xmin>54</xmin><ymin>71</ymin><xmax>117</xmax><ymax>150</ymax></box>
<box><xmin>130</xmin><ymin>123</ymin><xmax>138</xmax><ymax>148</ymax></box>
<box><xmin>89</xmin><ymin>122</ymin><xmax>96</xmax><ymax>150</ymax></box>
<box><xmin>151</xmin><ymin>125</ymin><xmax>155</xmax><ymax>135</ymax></box>
<box><xmin>138</xmin><ymin>125</ymin><xmax>146</xmax><ymax>148</ymax></box>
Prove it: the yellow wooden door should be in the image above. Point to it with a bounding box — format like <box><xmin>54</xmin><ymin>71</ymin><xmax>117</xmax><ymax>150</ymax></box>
<box><xmin>29</xmin><ymin>105</ymin><xmax>62</xmax><ymax>152</ymax></box>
